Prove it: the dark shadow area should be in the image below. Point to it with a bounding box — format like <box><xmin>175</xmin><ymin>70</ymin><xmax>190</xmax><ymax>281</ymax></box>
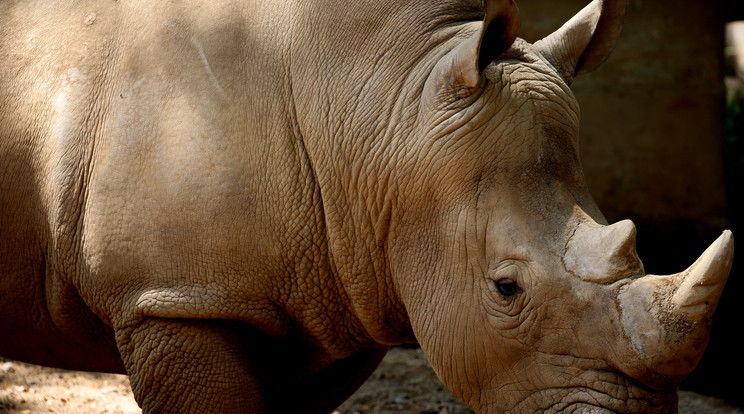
<box><xmin>725</xmin><ymin>0</ymin><xmax>744</xmax><ymax>22</ymax></box>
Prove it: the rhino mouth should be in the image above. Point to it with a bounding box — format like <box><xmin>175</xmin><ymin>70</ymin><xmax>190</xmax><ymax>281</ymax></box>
<box><xmin>493</xmin><ymin>370</ymin><xmax>679</xmax><ymax>414</ymax></box>
<box><xmin>551</xmin><ymin>399</ymin><xmax>677</xmax><ymax>414</ymax></box>
<box><xmin>560</xmin><ymin>403</ymin><xmax>616</xmax><ymax>413</ymax></box>
<box><xmin>533</xmin><ymin>384</ymin><xmax>679</xmax><ymax>414</ymax></box>
<box><xmin>524</xmin><ymin>392</ymin><xmax>678</xmax><ymax>414</ymax></box>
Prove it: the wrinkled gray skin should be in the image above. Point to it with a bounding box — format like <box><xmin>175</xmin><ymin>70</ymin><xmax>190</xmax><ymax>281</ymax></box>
<box><xmin>0</xmin><ymin>0</ymin><xmax>734</xmax><ymax>412</ymax></box>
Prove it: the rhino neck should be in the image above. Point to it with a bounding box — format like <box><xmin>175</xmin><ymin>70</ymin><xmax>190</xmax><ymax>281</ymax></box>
<box><xmin>286</xmin><ymin>1</ymin><xmax>479</xmax><ymax>346</ymax></box>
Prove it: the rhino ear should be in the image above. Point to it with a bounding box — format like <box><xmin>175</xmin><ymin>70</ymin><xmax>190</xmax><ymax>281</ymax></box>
<box><xmin>446</xmin><ymin>0</ymin><xmax>521</xmax><ymax>91</ymax></box>
<box><xmin>535</xmin><ymin>0</ymin><xmax>626</xmax><ymax>84</ymax></box>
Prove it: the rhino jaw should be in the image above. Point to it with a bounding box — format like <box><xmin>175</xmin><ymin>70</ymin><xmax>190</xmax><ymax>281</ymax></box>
<box><xmin>617</xmin><ymin>230</ymin><xmax>734</xmax><ymax>387</ymax></box>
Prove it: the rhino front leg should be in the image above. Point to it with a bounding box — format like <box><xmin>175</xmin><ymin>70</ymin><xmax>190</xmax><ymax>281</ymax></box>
<box><xmin>116</xmin><ymin>318</ymin><xmax>267</xmax><ymax>413</ymax></box>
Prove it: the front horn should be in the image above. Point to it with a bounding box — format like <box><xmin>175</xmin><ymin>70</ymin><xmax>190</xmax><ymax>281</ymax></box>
<box><xmin>617</xmin><ymin>230</ymin><xmax>734</xmax><ymax>387</ymax></box>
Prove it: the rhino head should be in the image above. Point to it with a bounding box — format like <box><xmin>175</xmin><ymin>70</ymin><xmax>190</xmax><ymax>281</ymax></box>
<box><xmin>387</xmin><ymin>0</ymin><xmax>734</xmax><ymax>412</ymax></box>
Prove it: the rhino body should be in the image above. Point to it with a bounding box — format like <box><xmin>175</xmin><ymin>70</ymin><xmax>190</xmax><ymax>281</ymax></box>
<box><xmin>0</xmin><ymin>0</ymin><xmax>734</xmax><ymax>412</ymax></box>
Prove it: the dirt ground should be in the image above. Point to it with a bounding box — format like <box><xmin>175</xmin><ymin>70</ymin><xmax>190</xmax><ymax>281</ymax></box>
<box><xmin>1</xmin><ymin>347</ymin><xmax>741</xmax><ymax>414</ymax></box>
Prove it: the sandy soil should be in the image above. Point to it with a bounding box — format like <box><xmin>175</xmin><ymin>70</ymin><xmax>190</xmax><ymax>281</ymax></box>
<box><xmin>1</xmin><ymin>348</ymin><xmax>741</xmax><ymax>413</ymax></box>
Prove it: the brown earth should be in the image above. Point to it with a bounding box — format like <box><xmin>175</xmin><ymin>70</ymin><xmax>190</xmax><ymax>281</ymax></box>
<box><xmin>1</xmin><ymin>348</ymin><xmax>741</xmax><ymax>414</ymax></box>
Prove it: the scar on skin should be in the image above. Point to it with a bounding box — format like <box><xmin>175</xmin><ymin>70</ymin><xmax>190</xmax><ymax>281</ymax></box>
<box><xmin>191</xmin><ymin>37</ymin><xmax>227</xmax><ymax>98</ymax></box>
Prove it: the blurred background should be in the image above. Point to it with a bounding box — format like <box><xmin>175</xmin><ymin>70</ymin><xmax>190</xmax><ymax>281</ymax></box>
<box><xmin>517</xmin><ymin>0</ymin><xmax>744</xmax><ymax>406</ymax></box>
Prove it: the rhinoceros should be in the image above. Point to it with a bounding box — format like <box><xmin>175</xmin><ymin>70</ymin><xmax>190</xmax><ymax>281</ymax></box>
<box><xmin>0</xmin><ymin>0</ymin><xmax>734</xmax><ymax>412</ymax></box>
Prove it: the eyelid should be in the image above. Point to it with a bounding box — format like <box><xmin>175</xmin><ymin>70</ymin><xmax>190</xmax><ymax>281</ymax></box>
<box><xmin>490</xmin><ymin>258</ymin><xmax>528</xmax><ymax>274</ymax></box>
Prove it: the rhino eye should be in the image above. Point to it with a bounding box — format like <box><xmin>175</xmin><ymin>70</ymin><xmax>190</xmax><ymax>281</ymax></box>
<box><xmin>495</xmin><ymin>278</ymin><xmax>520</xmax><ymax>297</ymax></box>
